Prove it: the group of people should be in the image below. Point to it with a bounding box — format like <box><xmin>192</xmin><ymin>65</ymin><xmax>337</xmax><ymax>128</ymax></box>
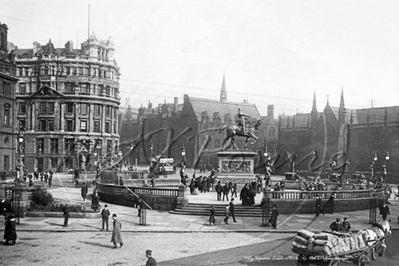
<box><xmin>329</xmin><ymin>217</ymin><xmax>351</xmax><ymax>232</ymax></box>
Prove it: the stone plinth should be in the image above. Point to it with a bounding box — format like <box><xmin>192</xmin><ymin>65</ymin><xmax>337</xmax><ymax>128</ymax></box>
<box><xmin>216</xmin><ymin>150</ymin><xmax>257</xmax><ymax>189</ymax></box>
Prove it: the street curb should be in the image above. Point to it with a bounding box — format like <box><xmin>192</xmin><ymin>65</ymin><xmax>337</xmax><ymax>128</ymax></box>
<box><xmin>5</xmin><ymin>227</ymin><xmax>399</xmax><ymax>233</ymax></box>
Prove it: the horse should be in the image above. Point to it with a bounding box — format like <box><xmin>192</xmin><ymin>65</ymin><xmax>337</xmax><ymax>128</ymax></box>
<box><xmin>219</xmin><ymin>119</ymin><xmax>262</xmax><ymax>150</ymax></box>
<box><xmin>363</xmin><ymin>219</ymin><xmax>391</xmax><ymax>259</ymax></box>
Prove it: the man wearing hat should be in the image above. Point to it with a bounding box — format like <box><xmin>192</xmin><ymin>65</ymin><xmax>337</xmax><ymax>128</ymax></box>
<box><xmin>100</xmin><ymin>204</ymin><xmax>110</xmax><ymax>231</ymax></box>
<box><xmin>111</xmin><ymin>214</ymin><xmax>123</xmax><ymax>248</ymax></box>
<box><xmin>146</xmin><ymin>250</ymin><xmax>157</xmax><ymax>266</ymax></box>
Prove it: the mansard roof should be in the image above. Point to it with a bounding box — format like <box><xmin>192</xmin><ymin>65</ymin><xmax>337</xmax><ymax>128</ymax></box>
<box><xmin>29</xmin><ymin>85</ymin><xmax>64</xmax><ymax>98</ymax></box>
<box><xmin>188</xmin><ymin>96</ymin><xmax>261</xmax><ymax>123</ymax></box>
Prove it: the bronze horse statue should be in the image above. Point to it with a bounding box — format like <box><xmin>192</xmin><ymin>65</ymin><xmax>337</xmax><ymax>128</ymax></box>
<box><xmin>219</xmin><ymin>119</ymin><xmax>262</xmax><ymax>150</ymax></box>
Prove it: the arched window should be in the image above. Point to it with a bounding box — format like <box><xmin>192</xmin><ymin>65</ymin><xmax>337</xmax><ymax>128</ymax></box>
<box><xmin>269</xmin><ymin>127</ymin><xmax>276</xmax><ymax>137</ymax></box>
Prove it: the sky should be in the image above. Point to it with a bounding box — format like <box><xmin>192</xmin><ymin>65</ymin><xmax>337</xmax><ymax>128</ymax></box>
<box><xmin>2</xmin><ymin>0</ymin><xmax>399</xmax><ymax>117</ymax></box>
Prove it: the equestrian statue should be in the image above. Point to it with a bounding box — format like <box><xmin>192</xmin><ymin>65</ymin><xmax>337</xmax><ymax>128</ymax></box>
<box><xmin>219</xmin><ymin>108</ymin><xmax>262</xmax><ymax>150</ymax></box>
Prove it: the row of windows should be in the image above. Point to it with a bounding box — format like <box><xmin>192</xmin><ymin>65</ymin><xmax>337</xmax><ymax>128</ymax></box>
<box><xmin>19</xmin><ymin>82</ymin><xmax>119</xmax><ymax>97</ymax></box>
<box><xmin>19</xmin><ymin>102</ymin><xmax>117</xmax><ymax>118</ymax></box>
<box><xmin>35</xmin><ymin>138</ymin><xmax>116</xmax><ymax>155</ymax></box>
<box><xmin>17</xmin><ymin>65</ymin><xmax>118</xmax><ymax>80</ymax></box>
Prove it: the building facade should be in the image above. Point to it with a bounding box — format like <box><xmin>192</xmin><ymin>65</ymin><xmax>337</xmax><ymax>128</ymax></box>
<box><xmin>120</xmin><ymin>77</ymin><xmax>276</xmax><ymax>170</ymax></box>
<box><xmin>14</xmin><ymin>33</ymin><xmax>121</xmax><ymax>172</ymax></box>
<box><xmin>0</xmin><ymin>22</ymin><xmax>18</xmax><ymax>174</ymax></box>
<box><xmin>278</xmin><ymin>90</ymin><xmax>399</xmax><ymax>177</ymax></box>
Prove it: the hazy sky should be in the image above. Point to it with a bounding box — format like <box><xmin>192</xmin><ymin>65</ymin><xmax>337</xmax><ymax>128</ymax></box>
<box><xmin>2</xmin><ymin>0</ymin><xmax>399</xmax><ymax>116</ymax></box>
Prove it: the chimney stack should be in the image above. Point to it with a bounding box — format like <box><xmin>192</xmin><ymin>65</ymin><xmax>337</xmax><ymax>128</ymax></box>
<box><xmin>174</xmin><ymin>97</ymin><xmax>178</xmax><ymax>112</ymax></box>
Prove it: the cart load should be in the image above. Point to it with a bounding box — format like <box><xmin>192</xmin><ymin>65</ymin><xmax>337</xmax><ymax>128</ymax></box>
<box><xmin>292</xmin><ymin>222</ymin><xmax>389</xmax><ymax>257</ymax></box>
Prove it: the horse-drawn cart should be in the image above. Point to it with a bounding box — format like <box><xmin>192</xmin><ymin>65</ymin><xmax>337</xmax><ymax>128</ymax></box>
<box><xmin>293</xmin><ymin>235</ymin><xmax>386</xmax><ymax>266</ymax></box>
<box><xmin>292</xmin><ymin>222</ymin><xmax>391</xmax><ymax>266</ymax></box>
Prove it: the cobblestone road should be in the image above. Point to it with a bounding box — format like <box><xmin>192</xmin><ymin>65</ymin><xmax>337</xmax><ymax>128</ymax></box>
<box><xmin>0</xmin><ymin>231</ymin><xmax>291</xmax><ymax>266</ymax></box>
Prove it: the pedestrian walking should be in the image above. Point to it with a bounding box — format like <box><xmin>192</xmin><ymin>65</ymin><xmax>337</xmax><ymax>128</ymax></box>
<box><xmin>48</xmin><ymin>173</ymin><xmax>52</xmax><ymax>187</ymax></box>
<box><xmin>145</xmin><ymin>250</ymin><xmax>157</xmax><ymax>266</ymax></box>
<box><xmin>342</xmin><ymin>217</ymin><xmax>351</xmax><ymax>233</ymax></box>
<box><xmin>189</xmin><ymin>178</ymin><xmax>194</xmax><ymax>195</ymax></box>
<box><xmin>269</xmin><ymin>204</ymin><xmax>278</xmax><ymax>229</ymax></box>
<box><xmin>223</xmin><ymin>204</ymin><xmax>230</xmax><ymax>224</ymax></box>
<box><xmin>380</xmin><ymin>203</ymin><xmax>390</xmax><ymax>220</ymax></box>
<box><xmin>329</xmin><ymin>218</ymin><xmax>343</xmax><ymax>232</ymax></box>
<box><xmin>111</xmin><ymin>214</ymin><xmax>123</xmax><ymax>248</ymax></box>
<box><xmin>91</xmin><ymin>189</ymin><xmax>100</xmax><ymax>212</ymax></box>
<box><xmin>222</xmin><ymin>183</ymin><xmax>229</xmax><ymax>201</ymax></box>
<box><xmin>215</xmin><ymin>181</ymin><xmax>222</xmax><ymax>201</ymax></box>
<box><xmin>321</xmin><ymin>192</ymin><xmax>335</xmax><ymax>214</ymax></box>
<box><xmin>74</xmin><ymin>169</ymin><xmax>79</xmax><ymax>188</ymax></box>
<box><xmin>81</xmin><ymin>182</ymin><xmax>88</xmax><ymax>201</ymax></box>
<box><xmin>229</xmin><ymin>198</ymin><xmax>237</xmax><ymax>222</ymax></box>
<box><xmin>40</xmin><ymin>171</ymin><xmax>43</xmax><ymax>182</ymax></box>
<box><xmin>209</xmin><ymin>205</ymin><xmax>216</xmax><ymax>225</ymax></box>
<box><xmin>3</xmin><ymin>214</ymin><xmax>17</xmax><ymax>245</ymax></box>
<box><xmin>230</xmin><ymin>182</ymin><xmax>237</xmax><ymax>198</ymax></box>
<box><xmin>240</xmin><ymin>184</ymin><xmax>249</xmax><ymax>206</ymax></box>
<box><xmin>62</xmin><ymin>204</ymin><xmax>70</xmax><ymax>227</ymax></box>
<box><xmin>138</xmin><ymin>198</ymin><xmax>143</xmax><ymax>217</ymax></box>
<box><xmin>315</xmin><ymin>194</ymin><xmax>322</xmax><ymax>216</ymax></box>
<box><xmin>101</xmin><ymin>204</ymin><xmax>110</xmax><ymax>231</ymax></box>
<box><xmin>44</xmin><ymin>171</ymin><xmax>48</xmax><ymax>183</ymax></box>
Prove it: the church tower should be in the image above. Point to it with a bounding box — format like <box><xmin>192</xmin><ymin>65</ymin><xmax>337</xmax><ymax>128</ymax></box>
<box><xmin>220</xmin><ymin>75</ymin><xmax>227</xmax><ymax>104</ymax></box>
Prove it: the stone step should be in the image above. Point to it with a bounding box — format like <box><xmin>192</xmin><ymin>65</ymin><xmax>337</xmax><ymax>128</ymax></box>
<box><xmin>170</xmin><ymin>202</ymin><xmax>266</xmax><ymax>217</ymax></box>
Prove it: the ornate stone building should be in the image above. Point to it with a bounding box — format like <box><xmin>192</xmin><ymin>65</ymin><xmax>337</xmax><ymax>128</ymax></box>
<box><xmin>14</xmin><ymin>33</ymin><xmax>121</xmax><ymax>172</ymax></box>
<box><xmin>278</xmin><ymin>90</ymin><xmax>399</xmax><ymax>178</ymax></box>
<box><xmin>0</xmin><ymin>22</ymin><xmax>18</xmax><ymax>174</ymax></box>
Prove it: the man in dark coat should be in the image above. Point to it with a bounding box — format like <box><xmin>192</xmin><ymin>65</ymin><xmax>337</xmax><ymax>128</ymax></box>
<box><xmin>101</xmin><ymin>204</ymin><xmax>111</xmax><ymax>231</ymax></box>
<box><xmin>229</xmin><ymin>198</ymin><xmax>237</xmax><ymax>222</ymax></box>
<box><xmin>62</xmin><ymin>204</ymin><xmax>70</xmax><ymax>227</ymax></box>
<box><xmin>269</xmin><ymin>204</ymin><xmax>278</xmax><ymax>229</ymax></box>
<box><xmin>189</xmin><ymin>178</ymin><xmax>195</xmax><ymax>194</ymax></box>
<box><xmin>146</xmin><ymin>250</ymin><xmax>157</xmax><ymax>266</ymax></box>
<box><xmin>329</xmin><ymin>218</ymin><xmax>343</xmax><ymax>232</ymax></box>
<box><xmin>81</xmin><ymin>182</ymin><xmax>88</xmax><ymax>201</ymax></box>
<box><xmin>380</xmin><ymin>203</ymin><xmax>390</xmax><ymax>220</ymax></box>
<box><xmin>240</xmin><ymin>184</ymin><xmax>249</xmax><ymax>206</ymax></box>
<box><xmin>321</xmin><ymin>192</ymin><xmax>335</xmax><ymax>214</ymax></box>
<box><xmin>3</xmin><ymin>214</ymin><xmax>17</xmax><ymax>245</ymax></box>
<box><xmin>215</xmin><ymin>181</ymin><xmax>222</xmax><ymax>201</ymax></box>
<box><xmin>222</xmin><ymin>183</ymin><xmax>229</xmax><ymax>201</ymax></box>
<box><xmin>111</xmin><ymin>214</ymin><xmax>123</xmax><ymax>248</ymax></box>
<box><xmin>248</xmin><ymin>185</ymin><xmax>256</xmax><ymax>205</ymax></box>
<box><xmin>315</xmin><ymin>195</ymin><xmax>322</xmax><ymax>216</ymax></box>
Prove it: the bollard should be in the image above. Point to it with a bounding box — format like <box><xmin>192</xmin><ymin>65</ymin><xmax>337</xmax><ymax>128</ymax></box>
<box><xmin>139</xmin><ymin>204</ymin><xmax>146</xmax><ymax>225</ymax></box>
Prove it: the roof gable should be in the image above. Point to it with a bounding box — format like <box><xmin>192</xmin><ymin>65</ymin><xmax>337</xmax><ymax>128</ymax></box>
<box><xmin>188</xmin><ymin>96</ymin><xmax>261</xmax><ymax>123</ymax></box>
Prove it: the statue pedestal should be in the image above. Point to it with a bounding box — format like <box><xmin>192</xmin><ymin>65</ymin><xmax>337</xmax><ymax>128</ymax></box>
<box><xmin>216</xmin><ymin>150</ymin><xmax>257</xmax><ymax>190</ymax></box>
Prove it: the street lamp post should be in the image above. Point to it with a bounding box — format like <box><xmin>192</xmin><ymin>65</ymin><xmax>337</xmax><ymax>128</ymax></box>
<box><xmin>17</xmin><ymin>126</ymin><xmax>25</xmax><ymax>182</ymax></box>
<box><xmin>181</xmin><ymin>144</ymin><xmax>186</xmax><ymax>167</ymax></box>
<box><xmin>383</xmin><ymin>150</ymin><xmax>389</xmax><ymax>187</ymax></box>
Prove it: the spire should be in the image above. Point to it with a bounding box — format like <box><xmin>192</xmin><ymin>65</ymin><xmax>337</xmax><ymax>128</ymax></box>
<box><xmin>350</xmin><ymin>110</ymin><xmax>353</xmax><ymax>125</ymax></box>
<box><xmin>311</xmin><ymin>91</ymin><xmax>317</xmax><ymax>113</ymax></box>
<box><xmin>338</xmin><ymin>87</ymin><xmax>346</xmax><ymax>124</ymax></box>
<box><xmin>220</xmin><ymin>74</ymin><xmax>227</xmax><ymax>104</ymax></box>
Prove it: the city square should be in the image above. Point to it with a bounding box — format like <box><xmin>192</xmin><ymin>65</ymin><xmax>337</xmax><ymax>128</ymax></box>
<box><xmin>1</xmin><ymin>1</ymin><xmax>399</xmax><ymax>266</ymax></box>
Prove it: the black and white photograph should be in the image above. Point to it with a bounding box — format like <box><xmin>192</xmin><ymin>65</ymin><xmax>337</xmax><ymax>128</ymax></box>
<box><xmin>0</xmin><ymin>0</ymin><xmax>398</xmax><ymax>265</ymax></box>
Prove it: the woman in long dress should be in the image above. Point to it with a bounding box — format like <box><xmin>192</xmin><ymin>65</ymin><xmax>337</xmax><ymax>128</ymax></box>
<box><xmin>4</xmin><ymin>214</ymin><xmax>17</xmax><ymax>245</ymax></box>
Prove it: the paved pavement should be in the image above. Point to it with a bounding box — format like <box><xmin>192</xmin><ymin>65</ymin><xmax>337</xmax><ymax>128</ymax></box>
<box><xmin>2</xmin><ymin>175</ymin><xmax>398</xmax><ymax>233</ymax></box>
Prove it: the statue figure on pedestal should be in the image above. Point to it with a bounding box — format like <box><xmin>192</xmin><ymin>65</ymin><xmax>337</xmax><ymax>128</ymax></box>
<box><xmin>219</xmin><ymin>108</ymin><xmax>262</xmax><ymax>150</ymax></box>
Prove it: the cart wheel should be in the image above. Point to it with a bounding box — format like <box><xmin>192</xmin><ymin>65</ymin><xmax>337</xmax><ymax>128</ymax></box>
<box><xmin>329</xmin><ymin>259</ymin><xmax>340</xmax><ymax>266</ymax></box>
<box><xmin>357</xmin><ymin>255</ymin><xmax>368</xmax><ymax>266</ymax></box>
<box><xmin>297</xmin><ymin>255</ymin><xmax>309</xmax><ymax>266</ymax></box>
<box><xmin>370</xmin><ymin>247</ymin><xmax>376</xmax><ymax>261</ymax></box>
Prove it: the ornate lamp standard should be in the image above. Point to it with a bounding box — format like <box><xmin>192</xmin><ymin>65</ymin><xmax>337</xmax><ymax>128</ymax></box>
<box><xmin>382</xmin><ymin>150</ymin><xmax>389</xmax><ymax>187</ymax></box>
<box><xmin>17</xmin><ymin>126</ymin><xmax>25</xmax><ymax>182</ymax></box>
<box><xmin>181</xmin><ymin>144</ymin><xmax>186</xmax><ymax>167</ymax></box>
